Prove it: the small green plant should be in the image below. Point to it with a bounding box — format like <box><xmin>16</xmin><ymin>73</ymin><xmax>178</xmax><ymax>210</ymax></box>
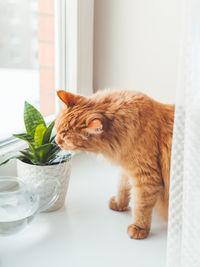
<box><xmin>0</xmin><ymin>101</ymin><xmax>71</xmax><ymax>166</ymax></box>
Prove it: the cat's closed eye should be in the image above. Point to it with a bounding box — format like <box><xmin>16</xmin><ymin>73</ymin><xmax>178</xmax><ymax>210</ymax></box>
<box><xmin>83</xmin><ymin>131</ymin><xmax>90</xmax><ymax>138</ymax></box>
<box><xmin>59</xmin><ymin>130</ymin><xmax>67</xmax><ymax>136</ymax></box>
<box><xmin>79</xmin><ymin>123</ymin><xmax>87</xmax><ymax>129</ymax></box>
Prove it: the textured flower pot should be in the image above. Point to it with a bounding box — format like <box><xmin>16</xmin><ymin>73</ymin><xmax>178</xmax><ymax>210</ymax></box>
<box><xmin>17</xmin><ymin>158</ymin><xmax>72</xmax><ymax>212</ymax></box>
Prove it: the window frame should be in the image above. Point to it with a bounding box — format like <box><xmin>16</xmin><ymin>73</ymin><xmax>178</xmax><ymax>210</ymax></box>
<box><xmin>55</xmin><ymin>0</ymin><xmax>94</xmax><ymax>98</ymax></box>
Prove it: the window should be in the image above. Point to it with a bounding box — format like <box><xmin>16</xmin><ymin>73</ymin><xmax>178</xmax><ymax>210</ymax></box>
<box><xmin>0</xmin><ymin>0</ymin><xmax>94</xmax><ymax>147</ymax></box>
<box><xmin>0</xmin><ymin>0</ymin><xmax>55</xmax><ymax>142</ymax></box>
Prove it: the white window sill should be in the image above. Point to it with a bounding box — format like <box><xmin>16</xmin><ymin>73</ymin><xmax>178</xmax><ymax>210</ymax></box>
<box><xmin>0</xmin><ymin>152</ymin><xmax>167</xmax><ymax>267</ymax></box>
<box><xmin>0</xmin><ymin>140</ymin><xmax>26</xmax><ymax>157</ymax></box>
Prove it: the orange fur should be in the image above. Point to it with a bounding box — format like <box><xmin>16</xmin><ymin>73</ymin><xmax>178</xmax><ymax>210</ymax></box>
<box><xmin>56</xmin><ymin>90</ymin><xmax>174</xmax><ymax>239</ymax></box>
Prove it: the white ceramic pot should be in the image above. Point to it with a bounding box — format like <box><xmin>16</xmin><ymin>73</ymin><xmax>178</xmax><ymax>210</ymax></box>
<box><xmin>17</xmin><ymin>158</ymin><xmax>72</xmax><ymax>212</ymax></box>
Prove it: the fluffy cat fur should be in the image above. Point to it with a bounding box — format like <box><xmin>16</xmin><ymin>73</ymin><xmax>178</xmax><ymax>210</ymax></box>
<box><xmin>55</xmin><ymin>90</ymin><xmax>174</xmax><ymax>239</ymax></box>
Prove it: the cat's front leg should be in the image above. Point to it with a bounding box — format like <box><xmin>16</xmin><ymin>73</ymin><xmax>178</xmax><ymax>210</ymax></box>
<box><xmin>127</xmin><ymin>177</ymin><xmax>162</xmax><ymax>239</ymax></box>
<box><xmin>109</xmin><ymin>172</ymin><xmax>131</xmax><ymax>212</ymax></box>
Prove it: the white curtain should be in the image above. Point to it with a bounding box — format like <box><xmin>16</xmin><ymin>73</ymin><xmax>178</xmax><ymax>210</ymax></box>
<box><xmin>166</xmin><ymin>0</ymin><xmax>200</xmax><ymax>266</ymax></box>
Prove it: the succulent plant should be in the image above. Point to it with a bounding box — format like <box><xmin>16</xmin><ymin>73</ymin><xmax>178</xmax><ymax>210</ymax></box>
<box><xmin>0</xmin><ymin>101</ymin><xmax>71</xmax><ymax>166</ymax></box>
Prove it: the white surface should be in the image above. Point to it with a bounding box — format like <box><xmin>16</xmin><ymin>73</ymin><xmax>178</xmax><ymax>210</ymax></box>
<box><xmin>0</xmin><ymin>153</ymin><xmax>167</xmax><ymax>267</ymax></box>
<box><xmin>93</xmin><ymin>0</ymin><xmax>184</xmax><ymax>104</ymax></box>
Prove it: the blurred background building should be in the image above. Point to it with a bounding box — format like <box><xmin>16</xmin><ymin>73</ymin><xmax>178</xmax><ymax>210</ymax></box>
<box><xmin>0</xmin><ymin>0</ymin><xmax>38</xmax><ymax>69</ymax></box>
<box><xmin>0</xmin><ymin>0</ymin><xmax>55</xmax><ymax>141</ymax></box>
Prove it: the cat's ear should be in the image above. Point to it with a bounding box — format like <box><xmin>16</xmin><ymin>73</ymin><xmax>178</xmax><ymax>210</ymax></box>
<box><xmin>57</xmin><ymin>90</ymin><xmax>76</xmax><ymax>107</ymax></box>
<box><xmin>86</xmin><ymin>119</ymin><xmax>103</xmax><ymax>134</ymax></box>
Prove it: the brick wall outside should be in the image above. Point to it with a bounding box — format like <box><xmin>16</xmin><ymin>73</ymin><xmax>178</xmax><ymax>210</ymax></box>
<box><xmin>38</xmin><ymin>0</ymin><xmax>55</xmax><ymax>116</ymax></box>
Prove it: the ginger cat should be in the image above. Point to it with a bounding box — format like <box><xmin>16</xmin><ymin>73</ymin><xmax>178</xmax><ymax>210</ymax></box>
<box><xmin>55</xmin><ymin>90</ymin><xmax>174</xmax><ymax>239</ymax></box>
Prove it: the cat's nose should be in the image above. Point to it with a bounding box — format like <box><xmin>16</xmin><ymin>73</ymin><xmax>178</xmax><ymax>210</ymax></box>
<box><xmin>55</xmin><ymin>136</ymin><xmax>64</xmax><ymax>145</ymax></box>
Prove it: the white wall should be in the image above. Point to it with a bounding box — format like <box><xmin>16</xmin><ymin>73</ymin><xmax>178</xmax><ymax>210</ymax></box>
<box><xmin>93</xmin><ymin>0</ymin><xmax>184</xmax><ymax>104</ymax></box>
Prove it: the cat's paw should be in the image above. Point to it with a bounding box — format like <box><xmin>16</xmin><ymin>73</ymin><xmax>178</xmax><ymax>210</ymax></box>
<box><xmin>127</xmin><ymin>224</ymin><xmax>149</xmax><ymax>239</ymax></box>
<box><xmin>109</xmin><ymin>196</ymin><xmax>129</xmax><ymax>212</ymax></box>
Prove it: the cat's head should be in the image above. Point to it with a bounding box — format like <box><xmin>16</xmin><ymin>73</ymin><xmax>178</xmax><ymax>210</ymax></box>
<box><xmin>55</xmin><ymin>90</ymin><xmax>108</xmax><ymax>152</ymax></box>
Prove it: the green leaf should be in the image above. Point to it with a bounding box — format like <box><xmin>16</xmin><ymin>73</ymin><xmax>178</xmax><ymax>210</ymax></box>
<box><xmin>28</xmin><ymin>143</ymin><xmax>36</xmax><ymax>154</ymax></box>
<box><xmin>48</xmin><ymin>153</ymin><xmax>72</xmax><ymax>164</ymax></box>
<box><xmin>42</xmin><ymin>121</ymin><xmax>55</xmax><ymax>144</ymax></box>
<box><xmin>50</xmin><ymin>134</ymin><xmax>56</xmax><ymax>143</ymax></box>
<box><xmin>24</xmin><ymin>101</ymin><xmax>46</xmax><ymax>137</ymax></box>
<box><xmin>34</xmin><ymin>124</ymin><xmax>47</xmax><ymax>147</ymax></box>
<box><xmin>28</xmin><ymin>144</ymin><xmax>40</xmax><ymax>161</ymax></box>
<box><xmin>0</xmin><ymin>155</ymin><xmax>20</xmax><ymax>166</ymax></box>
<box><xmin>46</xmin><ymin>145</ymin><xmax>61</xmax><ymax>162</ymax></box>
<box><xmin>35</xmin><ymin>143</ymin><xmax>57</xmax><ymax>162</ymax></box>
<box><xmin>50</xmin><ymin>144</ymin><xmax>61</xmax><ymax>155</ymax></box>
<box><xmin>20</xmin><ymin>151</ymin><xmax>35</xmax><ymax>161</ymax></box>
<box><xmin>13</xmin><ymin>133</ymin><xmax>34</xmax><ymax>144</ymax></box>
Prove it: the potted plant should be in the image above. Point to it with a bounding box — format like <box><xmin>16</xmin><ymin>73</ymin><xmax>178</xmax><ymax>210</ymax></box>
<box><xmin>0</xmin><ymin>101</ymin><xmax>72</xmax><ymax>212</ymax></box>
